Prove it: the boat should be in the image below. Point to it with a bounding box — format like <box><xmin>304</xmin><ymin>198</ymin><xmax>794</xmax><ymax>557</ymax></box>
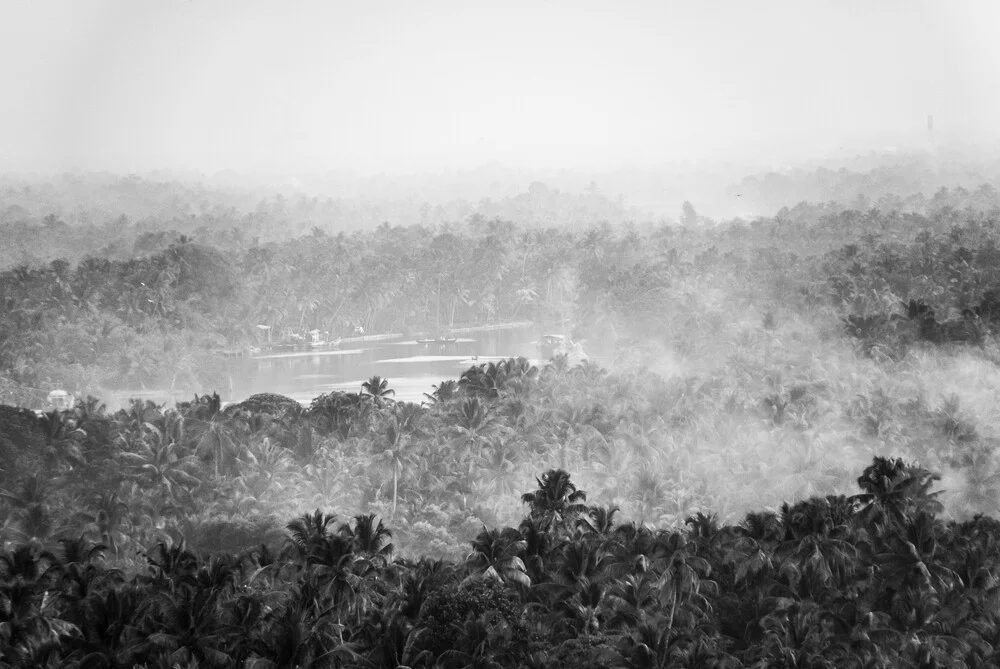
<box><xmin>538</xmin><ymin>334</ymin><xmax>568</xmax><ymax>359</ymax></box>
<box><xmin>417</xmin><ymin>336</ymin><xmax>458</xmax><ymax>345</ymax></box>
<box><xmin>538</xmin><ymin>334</ymin><xmax>589</xmax><ymax>363</ymax></box>
<box><xmin>47</xmin><ymin>389</ymin><xmax>74</xmax><ymax>411</ymax></box>
<box><xmin>308</xmin><ymin>337</ymin><xmax>342</xmax><ymax>349</ymax></box>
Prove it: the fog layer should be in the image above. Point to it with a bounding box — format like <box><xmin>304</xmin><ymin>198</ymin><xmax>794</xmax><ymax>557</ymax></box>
<box><xmin>3</xmin><ymin>0</ymin><xmax>1000</xmax><ymax>175</ymax></box>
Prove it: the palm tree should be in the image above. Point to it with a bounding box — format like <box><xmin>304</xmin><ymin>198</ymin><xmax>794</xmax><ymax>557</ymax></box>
<box><xmin>458</xmin><ymin>360</ymin><xmax>505</xmax><ymax>399</ymax></box>
<box><xmin>189</xmin><ymin>411</ymin><xmax>246</xmax><ymax>480</ymax></box>
<box><xmin>618</xmin><ymin>619</ymin><xmax>677</xmax><ymax>669</ymax></box>
<box><xmin>876</xmin><ymin>510</ymin><xmax>959</xmax><ymax>599</ymax></box>
<box><xmin>559</xmin><ymin>579</ymin><xmax>606</xmax><ymax>637</ymax></box>
<box><xmin>0</xmin><ymin>475</ymin><xmax>74</xmax><ymax>547</ymax></box>
<box><xmin>652</xmin><ymin>532</ymin><xmax>714</xmax><ymax>633</ymax></box>
<box><xmin>424</xmin><ymin>379</ymin><xmax>459</xmax><ymax>404</ymax></box>
<box><xmin>35</xmin><ymin>409</ymin><xmax>86</xmax><ymax>474</ymax></box>
<box><xmin>346</xmin><ymin>514</ymin><xmax>394</xmax><ymax>565</ymax></box>
<box><xmin>361</xmin><ymin>375</ymin><xmax>395</xmax><ymax>408</ymax></box>
<box><xmin>778</xmin><ymin>497</ymin><xmax>862</xmax><ymax>598</ymax></box>
<box><xmin>605</xmin><ymin>573</ymin><xmax>660</xmax><ymax>630</ymax></box>
<box><xmin>284</xmin><ymin>509</ymin><xmax>340</xmax><ymax>566</ymax></box>
<box><xmin>608</xmin><ymin>522</ymin><xmax>660</xmax><ymax>577</ymax></box>
<box><xmin>141</xmin><ymin>537</ymin><xmax>201</xmax><ymax>590</ymax></box>
<box><xmin>308</xmin><ymin>391</ymin><xmax>370</xmax><ymax>439</ymax></box>
<box><xmin>756</xmin><ymin>600</ymin><xmax>840</xmax><ymax>669</ymax></box>
<box><xmin>465</xmin><ymin>526</ymin><xmax>530</xmax><ymax>588</ymax></box>
<box><xmin>629</xmin><ymin>470</ymin><xmax>669</xmax><ymax>525</ymax></box>
<box><xmin>0</xmin><ymin>544</ymin><xmax>68</xmax><ymax>656</ymax></box>
<box><xmin>362</xmin><ymin>612</ymin><xmax>432</xmax><ymax>669</ymax></box>
<box><xmin>451</xmin><ymin>397</ymin><xmax>499</xmax><ymax>466</ymax></box>
<box><xmin>480</xmin><ymin>435</ymin><xmax>521</xmax><ymax>499</ymax></box>
<box><xmin>133</xmin><ymin>584</ymin><xmax>233</xmax><ymax>668</ymax></box>
<box><xmin>522</xmin><ymin>469</ymin><xmax>588</xmax><ymax>534</ymax></box>
<box><xmin>67</xmin><ymin>585</ymin><xmax>149</xmax><ymax>668</ymax></box>
<box><xmin>854</xmin><ymin>456</ymin><xmax>943</xmax><ymax>535</ymax></box>
<box><xmin>392</xmin><ymin>401</ymin><xmax>428</xmax><ymax>436</ymax></box>
<box><xmin>552</xmin><ymin>538</ymin><xmax>612</xmax><ymax>593</ymax></box>
<box><xmin>120</xmin><ymin>425</ymin><xmax>201</xmax><ymax>506</ymax></box>
<box><xmin>518</xmin><ymin>515</ymin><xmax>555</xmax><ymax>586</ymax></box>
<box><xmin>56</xmin><ymin>534</ymin><xmax>120</xmax><ymax>604</ymax></box>
<box><xmin>374</xmin><ymin>417</ymin><xmax>417</xmax><ymax>518</ymax></box>
<box><xmin>577</xmin><ymin>505</ymin><xmax>620</xmax><ymax>539</ymax></box>
<box><xmin>255</xmin><ymin>588</ymin><xmax>364</xmax><ymax>669</ymax></box>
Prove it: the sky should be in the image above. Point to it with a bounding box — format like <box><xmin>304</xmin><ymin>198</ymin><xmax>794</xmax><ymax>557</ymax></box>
<box><xmin>1</xmin><ymin>0</ymin><xmax>999</xmax><ymax>176</ymax></box>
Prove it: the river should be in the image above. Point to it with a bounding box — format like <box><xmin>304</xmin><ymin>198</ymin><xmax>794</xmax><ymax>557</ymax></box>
<box><xmin>226</xmin><ymin>324</ymin><xmax>541</xmax><ymax>406</ymax></box>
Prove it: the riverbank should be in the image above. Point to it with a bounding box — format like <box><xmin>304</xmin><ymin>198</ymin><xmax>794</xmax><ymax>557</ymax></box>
<box><xmin>443</xmin><ymin>320</ymin><xmax>535</xmax><ymax>335</ymax></box>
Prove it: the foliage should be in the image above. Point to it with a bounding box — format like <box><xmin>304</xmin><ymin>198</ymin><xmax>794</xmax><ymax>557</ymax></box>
<box><xmin>6</xmin><ymin>170</ymin><xmax>1000</xmax><ymax>665</ymax></box>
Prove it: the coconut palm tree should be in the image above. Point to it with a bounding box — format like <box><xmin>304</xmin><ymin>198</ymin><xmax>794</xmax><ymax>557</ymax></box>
<box><xmin>392</xmin><ymin>401</ymin><xmax>428</xmax><ymax>436</ymax></box>
<box><xmin>361</xmin><ymin>375</ymin><xmax>395</xmax><ymax>408</ymax></box>
<box><xmin>558</xmin><ymin>579</ymin><xmax>606</xmax><ymax>638</ymax></box>
<box><xmin>577</xmin><ymin>505</ymin><xmax>620</xmax><ymax>539</ymax></box>
<box><xmin>876</xmin><ymin>510</ymin><xmax>960</xmax><ymax>599</ymax></box>
<box><xmin>466</xmin><ymin>526</ymin><xmax>530</xmax><ymax>588</ymax></box>
<box><xmin>854</xmin><ymin>456</ymin><xmax>943</xmax><ymax>535</ymax></box>
<box><xmin>65</xmin><ymin>585</ymin><xmax>150</xmax><ymax>668</ymax></box>
<box><xmin>374</xmin><ymin>418</ymin><xmax>417</xmax><ymax>519</ymax></box>
<box><xmin>518</xmin><ymin>515</ymin><xmax>556</xmax><ymax>586</ymax></box>
<box><xmin>345</xmin><ymin>514</ymin><xmax>394</xmax><ymax>565</ymax></box>
<box><xmin>284</xmin><ymin>509</ymin><xmax>340</xmax><ymax>566</ymax></box>
<box><xmin>552</xmin><ymin>538</ymin><xmax>612</xmax><ymax>594</ymax></box>
<box><xmin>756</xmin><ymin>600</ymin><xmax>841</xmax><ymax>669</ymax></box>
<box><xmin>308</xmin><ymin>391</ymin><xmax>370</xmax><ymax>439</ymax></box>
<box><xmin>0</xmin><ymin>543</ymin><xmax>70</xmax><ymax>658</ymax></box>
<box><xmin>605</xmin><ymin>573</ymin><xmax>660</xmax><ymax>630</ymax></box>
<box><xmin>650</xmin><ymin>532</ymin><xmax>715</xmax><ymax>633</ymax></box>
<box><xmin>451</xmin><ymin>397</ymin><xmax>500</xmax><ymax>466</ymax></box>
<box><xmin>777</xmin><ymin>497</ymin><xmax>862</xmax><ymax>599</ymax></box>
<box><xmin>56</xmin><ymin>534</ymin><xmax>120</xmax><ymax>605</ymax></box>
<box><xmin>188</xmin><ymin>409</ymin><xmax>247</xmax><ymax>480</ymax></box>
<box><xmin>251</xmin><ymin>584</ymin><xmax>364</xmax><ymax>669</ymax></box>
<box><xmin>141</xmin><ymin>537</ymin><xmax>201</xmax><ymax>590</ymax></box>
<box><xmin>132</xmin><ymin>583</ymin><xmax>233</xmax><ymax>668</ymax></box>
<box><xmin>424</xmin><ymin>379</ymin><xmax>459</xmax><ymax>404</ymax></box>
<box><xmin>0</xmin><ymin>476</ymin><xmax>75</xmax><ymax>547</ymax></box>
<box><xmin>521</xmin><ymin>469</ymin><xmax>588</xmax><ymax>535</ymax></box>
<box><xmin>120</xmin><ymin>425</ymin><xmax>201</xmax><ymax>506</ymax></box>
<box><xmin>458</xmin><ymin>361</ymin><xmax>500</xmax><ymax>400</ymax></box>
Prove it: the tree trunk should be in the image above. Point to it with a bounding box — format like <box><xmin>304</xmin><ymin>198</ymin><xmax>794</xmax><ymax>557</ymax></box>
<box><xmin>667</xmin><ymin>590</ymin><xmax>676</xmax><ymax>631</ymax></box>
<box><xmin>392</xmin><ymin>468</ymin><xmax>398</xmax><ymax>518</ymax></box>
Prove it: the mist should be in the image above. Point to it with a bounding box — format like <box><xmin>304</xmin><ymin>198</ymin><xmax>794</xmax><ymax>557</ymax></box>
<box><xmin>3</xmin><ymin>0</ymin><xmax>1000</xmax><ymax>177</ymax></box>
<box><xmin>6</xmin><ymin>3</ymin><xmax>1000</xmax><ymax>665</ymax></box>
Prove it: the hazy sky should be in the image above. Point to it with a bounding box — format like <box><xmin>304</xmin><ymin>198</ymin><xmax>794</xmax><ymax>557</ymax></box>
<box><xmin>2</xmin><ymin>0</ymin><xmax>999</xmax><ymax>175</ymax></box>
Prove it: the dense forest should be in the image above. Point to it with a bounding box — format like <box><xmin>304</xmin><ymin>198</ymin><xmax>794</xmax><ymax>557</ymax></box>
<box><xmin>4</xmin><ymin>165</ymin><xmax>1000</xmax><ymax>666</ymax></box>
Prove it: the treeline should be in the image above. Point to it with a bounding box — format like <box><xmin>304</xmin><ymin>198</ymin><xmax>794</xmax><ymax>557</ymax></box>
<box><xmin>3</xmin><ymin>451</ymin><xmax>1000</xmax><ymax>666</ymax></box>
<box><xmin>5</xmin><ymin>176</ymin><xmax>1000</xmax><ymax>404</ymax></box>
<box><xmin>0</xmin><ymin>175</ymin><xmax>638</xmax><ymax>270</ymax></box>
<box><xmin>729</xmin><ymin>153</ymin><xmax>1000</xmax><ymax>217</ymax></box>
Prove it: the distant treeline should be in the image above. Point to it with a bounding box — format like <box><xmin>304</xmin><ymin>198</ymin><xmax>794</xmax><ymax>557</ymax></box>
<box><xmin>4</xmin><ymin>172</ymin><xmax>1000</xmax><ymax>401</ymax></box>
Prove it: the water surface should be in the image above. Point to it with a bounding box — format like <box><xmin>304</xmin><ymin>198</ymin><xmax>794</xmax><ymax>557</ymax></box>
<box><xmin>227</xmin><ymin>325</ymin><xmax>540</xmax><ymax>405</ymax></box>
